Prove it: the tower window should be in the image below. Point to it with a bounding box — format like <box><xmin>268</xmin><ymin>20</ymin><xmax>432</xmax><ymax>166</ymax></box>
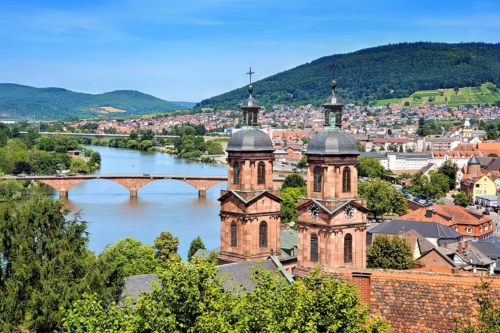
<box><xmin>233</xmin><ymin>162</ymin><xmax>240</xmax><ymax>184</ymax></box>
<box><xmin>258</xmin><ymin>162</ymin><xmax>265</xmax><ymax>184</ymax></box>
<box><xmin>342</xmin><ymin>167</ymin><xmax>351</xmax><ymax>193</ymax></box>
<box><xmin>313</xmin><ymin>166</ymin><xmax>322</xmax><ymax>192</ymax></box>
<box><xmin>344</xmin><ymin>233</ymin><xmax>352</xmax><ymax>263</ymax></box>
<box><xmin>231</xmin><ymin>221</ymin><xmax>237</xmax><ymax>246</ymax></box>
<box><xmin>259</xmin><ymin>221</ymin><xmax>267</xmax><ymax>247</ymax></box>
<box><xmin>310</xmin><ymin>233</ymin><xmax>318</xmax><ymax>262</ymax></box>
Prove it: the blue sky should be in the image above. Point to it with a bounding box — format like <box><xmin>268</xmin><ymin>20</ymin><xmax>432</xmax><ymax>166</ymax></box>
<box><xmin>1</xmin><ymin>0</ymin><xmax>499</xmax><ymax>102</ymax></box>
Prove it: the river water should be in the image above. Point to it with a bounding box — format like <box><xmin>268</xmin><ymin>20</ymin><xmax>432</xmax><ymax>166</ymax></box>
<box><xmin>29</xmin><ymin>147</ymin><xmax>227</xmax><ymax>259</ymax></box>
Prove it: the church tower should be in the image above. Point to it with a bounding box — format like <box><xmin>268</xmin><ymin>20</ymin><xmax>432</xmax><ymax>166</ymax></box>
<box><xmin>295</xmin><ymin>80</ymin><xmax>369</xmax><ymax>276</ymax></box>
<box><xmin>218</xmin><ymin>80</ymin><xmax>282</xmax><ymax>264</ymax></box>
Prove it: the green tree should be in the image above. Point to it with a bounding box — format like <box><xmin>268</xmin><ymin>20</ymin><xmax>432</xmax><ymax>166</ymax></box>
<box><xmin>154</xmin><ymin>231</ymin><xmax>181</xmax><ymax>262</ymax></box>
<box><xmin>357</xmin><ymin>140</ymin><xmax>366</xmax><ymax>152</ymax></box>
<box><xmin>488</xmin><ymin>153</ymin><xmax>499</xmax><ymax>157</ymax></box>
<box><xmin>0</xmin><ymin>122</ymin><xmax>11</xmax><ymax>147</ymax></box>
<box><xmin>205</xmin><ymin>140</ymin><xmax>224</xmax><ymax>154</ymax></box>
<box><xmin>454</xmin><ymin>191</ymin><xmax>471</xmax><ymax>207</ymax></box>
<box><xmin>281</xmin><ymin>173</ymin><xmax>306</xmax><ymax>190</ymax></box>
<box><xmin>281</xmin><ymin>187</ymin><xmax>306</xmax><ymax>223</ymax></box>
<box><xmin>91</xmin><ymin>151</ymin><xmax>101</xmax><ymax>165</ymax></box>
<box><xmin>0</xmin><ymin>196</ymin><xmax>124</xmax><ymax>332</ymax></box>
<box><xmin>138</xmin><ymin>139</ymin><xmax>153</xmax><ymax>150</ymax></box>
<box><xmin>180</xmin><ymin>125</ymin><xmax>196</xmax><ymax>137</ymax></box>
<box><xmin>417</xmin><ymin>117</ymin><xmax>427</xmax><ymax>136</ymax></box>
<box><xmin>63</xmin><ymin>262</ymin><xmax>389</xmax><ymax>333</ymax></box>
<box><xmin>296</xmin><ymin>155</ymin><xmax>307</xmax><ymax>168</ymax></box>
<box><xmin>358</xmin><ymin>156</ymin><xmax>389</xmax><ymax>178</ymax></box>
<box><xmin>438</xmin><ymin>160</ymin><xmax>459</xmax><ymax>191</ymax></box>
<box><xmin>36</xmin><ymin>135</ymin><xmax>56</xmax><ymax>151</ymax></box>
<box><xmin>99</xmin><ymin>237</ymin><xmax>158</xmax><ymax>276</ymax></box>
<box><xmin>0</xmin><ymin>179</ymin><xmax>25</xmax><ymax>200</ymax></box>
<box><xmin>70</xmin><ymin>157</ymin><xmax>90</xmax><ymax>173</ymax></box>
<box><xmin>187</xmin><ymin>236</ymin><xmax>206</xmax><ymax>261</ymax></box>
<box><xmin>367</xmin><ymin>234</ymin><xmax>415</xmax><ymax>269</ymax></box>
<box><xmin>359</xmin><ymin>179</ymin><xmax>404</xmax><ymax>220</ymax></box>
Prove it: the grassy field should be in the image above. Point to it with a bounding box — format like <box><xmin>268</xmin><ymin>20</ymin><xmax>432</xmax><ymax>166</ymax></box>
<box><xmin>375</xmin><ymin>83</ymin><xmax>500</xmax><ymax>107</ymax></box>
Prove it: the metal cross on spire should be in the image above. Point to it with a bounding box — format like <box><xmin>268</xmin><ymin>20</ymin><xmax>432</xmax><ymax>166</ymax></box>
<box><xmin>247</xmin><ymin>67</ymin><xmax>255</xmax><ymax>84</ymax></box>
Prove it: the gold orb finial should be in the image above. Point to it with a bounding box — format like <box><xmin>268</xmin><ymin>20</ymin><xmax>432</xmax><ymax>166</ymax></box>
<box><xmin>248</xmin><ymin>85</ymin><xmax>254</xmax><ymax>94</ymax></box>
<box><xmin>330</xmin><ymin>80</ymin><xmax>337</xmax><ymax>90</ymax></box>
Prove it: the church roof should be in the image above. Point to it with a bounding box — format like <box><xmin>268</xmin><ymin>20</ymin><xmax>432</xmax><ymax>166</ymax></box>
<box><xmin>305</xmin><ymin>130</ymin><xmax>359</xmax><ymax>156</ymax></box>
<box><xmin>226</xmin><ymin>129</ymin><xmax>274</xmax><ymax>152</ymax></box>
<box><xmin>241</xmin><ymin>95</ymin><xmax>261</xmax><ymax>109</ymax></box>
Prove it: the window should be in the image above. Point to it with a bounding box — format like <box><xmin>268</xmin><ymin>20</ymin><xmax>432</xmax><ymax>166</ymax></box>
<box><xmin>310</xmin><ymin>233</ymin><xmax>318</xmax><ymax>262</ymax></box>
<box><xmin>485</xmin><ymin>224</ymin><xmax>489</xmax><ymax>231</ymax></box>
<box><xmin>231</xmin><ymin>221</ymin><xmax>237</xmax><ymax>246</ymax></box>
<box><xmin>259</xmin><ymin>221</ymin><xmax>267</xmax><ymax>247</ymax></box>
<box><xmin>466</xmin><ymin>226</ymin><xmax>472</xmax><ymax>234</ymax></box>
<box><xmin>233</xmin><ymin>162</ymin><xmax>240</xmax><ymax>184</ymax></box>
<box><xmin>344</xmin><ymin>233</ymin><xmax>353</xmax><ymax>263</ymax></box>
<box><xmin>313</xmin><ymin>166</ymin><xmax>322</xmax><ymax>192</ymax></box>
<box><xmin>342</xmin><ymin>167</ymin><xmax>351</xmax><ymax>193</ymax></box>
<box><xmin>258</xmin><ymin>162</ymin><xmax>265</xmax><ymax>184</ymax></box>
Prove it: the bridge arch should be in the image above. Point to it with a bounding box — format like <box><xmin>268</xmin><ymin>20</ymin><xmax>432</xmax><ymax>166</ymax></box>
<box><xmin>19</xmin><ymin>175</ymin><xmax>228</xmax><ymax>197</ymax></box>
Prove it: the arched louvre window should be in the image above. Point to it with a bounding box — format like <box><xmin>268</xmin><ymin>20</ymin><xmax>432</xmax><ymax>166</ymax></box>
<box><xmin>233</xmin><ymin>162</ymin><xmax>240</xmax><ymax>184</ymax></box>
<box><xmin>313</xmin><ymin>166</ymin><xmax>322</xmax><ymax>192</ymax></box>
<box><xmin>258</xmin><ymin>162</ymin><xmax>265</xmax><ymax>184</ymax></box>
<box><xmin>231</xmin><ymin>221</ymin><xmax>237</xmax><ymax>246</ymax></box>
<box><xmin>310</xmin><ymin>233</ymin><xmax>318</xmax><ymax>262</ymax></box>
<box><xmin>342</xmin><ymin>167</ymin><xmax>351</xmax><ymax>193</ymax></box>
<box><xmin>344</xmin><ymin>233</ymin><xmax>352</xmax><ymax>263</ymax></box>
<box><xmin>259</xmin><ymin>221</ymin><xmax>267</xmax><ymax>247</ymax></box>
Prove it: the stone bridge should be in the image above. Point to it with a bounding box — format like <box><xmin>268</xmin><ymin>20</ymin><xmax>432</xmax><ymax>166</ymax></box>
<box><xmin>3</xmin><ymin>175</ymin><xmax>228</xmax><ymax>197</ymax></box>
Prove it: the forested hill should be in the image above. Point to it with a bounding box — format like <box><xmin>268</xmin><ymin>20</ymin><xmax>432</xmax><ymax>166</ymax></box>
<box><xmin>0</xmin><ymin>84</ymin><xmax>186</xmax><ymax>119</ymax></box>
<box><xmin>198</xmin><ymin>42</ymin><xmax>500</xmax><ymax>110</ymax></box>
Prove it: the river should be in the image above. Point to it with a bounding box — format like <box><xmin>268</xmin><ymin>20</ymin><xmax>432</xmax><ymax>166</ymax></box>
<box><xmin>27</xmin><ymin>147</ymin><xmax>227</xmax><ymax>259</ymax></box>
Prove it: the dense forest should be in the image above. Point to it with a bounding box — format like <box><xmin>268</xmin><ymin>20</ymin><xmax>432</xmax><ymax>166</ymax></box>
<box><xmin>0</xmin><ymin>84</ymin><xmax>185</xmax><ymax>119</ymax></box>
<box><xmin>197</xmin><ymin>42</ymin><xmax>500</xmax><ymax>110</ymax></box>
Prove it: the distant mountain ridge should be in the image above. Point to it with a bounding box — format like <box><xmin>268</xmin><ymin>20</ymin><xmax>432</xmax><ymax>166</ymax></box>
<box><xmin>0</xmin><ymin>83</ymin><xmax>186</xmax><ymax>119</ymax></box>
<box><xmin>198</xmin><ymin>42</ymin><xmax>500</xmax><ymax>110</ymax></box>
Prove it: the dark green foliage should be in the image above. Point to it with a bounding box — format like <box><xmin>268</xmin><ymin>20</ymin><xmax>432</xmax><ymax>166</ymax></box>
<box><xmin>454</xmin><ymin>191</ymin><xmax>471</xmax><ymax>207</ymax></box>
<box><xmin>0</xmin><ymin>122</ymin><xmax>10</xmax><ymax>147</ymax></box>
<box><xmin>367</xmin><ymin>234</ymin><xmax>415</xmax><ymax>270</ymax></box>
<box><xmin>0</xmin><ymin>84</ymin><xmax>185</xmax><ymax>119</ymax></box>
<box><xmin>438</xmin><ymin>160</ymin><xmax>459</xmax><ymax>191</ymax></box>
<box><xmin>99</xmin><ymin>237</ymin><xmax>158</xmax><ymax>277</ymax></box>
<box><xmin>62</xmin><ymin>262</ymin><xmax>390</xmax><ymax>333</ymax></box>
<box><xmin>359</xmin><ymin>179</ymin><xmax>408</xmax><ymax>219</ymax></box>
<box><xmin>187</xmin><ymin>236</ymin><xmax>206</xmax><ymax>262</ymax></box>
<box><xmin>197</xmin><ymin>42</ymin><xmax>500</xmax><ymax>110</ymax></box>
<box><xmin>281</xmin><ymin>173</ymin><xmax>306</xmax><ymax>190</ymax></box>
<box><xmin>0</xmin><ymin>196</ymin><xmax>124</xmax><ymax>332</ymax></box>
<box><xmin>358</xmin><ymin>156</ymin><xmax>390</xmax><ymax>178</ymax></box>
<box><xmin>153</xmin><ymin>231</ymin><xmax>181</xmax><ymax>262</ymax></box>
<box><xmin>296</xmin><ymin>155</ymin><xmax>307</xmax><ymax>168</ymax></box>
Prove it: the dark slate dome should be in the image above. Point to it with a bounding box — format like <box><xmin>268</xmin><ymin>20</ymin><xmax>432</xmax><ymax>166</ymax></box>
<box><xmin>241</xmin><ymin>96</ymin><xmax>261</xmax><ymax>109</ymax></box>
<box><xmin>305</xmin><ymin>130</ymin><xmax>359</xmax><ymax>156</ymax></box>
<box><xmin>226</xmin><ymin>129</ymin><xmax>274</xmax><ymax>152</ymax></box>
<box><xmin>322</xmin><ymin>94</ymin><xmax>343</xmax><ymax>108</ymax></box>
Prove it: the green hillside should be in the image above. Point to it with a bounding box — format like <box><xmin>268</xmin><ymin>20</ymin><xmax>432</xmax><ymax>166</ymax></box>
<box><xmin>198</xmin><ymin>42</ymin><xmax>500</xmax><ymax>110</ymax></box>
<box><xmin>0</xmin><ymin>84</ymin><xmax>185</xmax><ymax>119</ymax></box>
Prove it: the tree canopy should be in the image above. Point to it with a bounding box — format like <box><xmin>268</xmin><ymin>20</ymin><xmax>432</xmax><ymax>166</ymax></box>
<box><xmin>367</xmin><ymin>234</ymin><xmax>415</xmax><ymax>270</ymax></box>
<box><xmin>358</xmin><ymin>179</ymin><xmax>408</xmax><ymax>220</ymax></box>
<box><xmin>358</xmin><ymin>156</ymin><xmax>390</xmax><ymax>179</ymax></box>
<box><xmin>62</xmin><ymin>261</ymin><xmax>390</xmax><ymax>333</ymax></box>
<box><xmin>0</xmin><ymin>196</ymin><xmax>124</xmax><ymax>332</ymax></box>
<box><xmin>187</xmin><ymin>236</ymin><xmax>206</xmax><ymax>261</ymax></box>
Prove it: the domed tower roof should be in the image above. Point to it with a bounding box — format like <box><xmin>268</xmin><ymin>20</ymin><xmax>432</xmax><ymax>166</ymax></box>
<box><xmin>305</xmin><ymin>130</ymin><xmax>359</xmax><ymax>156</ymax></box>
<box><xmin>226</xmin><ymin>129</ymin><xmax>274</xmax><ymax>152</ymax></box>
<box><xmin>468</xmin><ymin>155</ymin><xmax>480</xmax><ymax>165</ymax></box>
<box><xmin>305</xmin><ymin>80</ymin><xmax>358</xmax><ymax>156</ymax></box>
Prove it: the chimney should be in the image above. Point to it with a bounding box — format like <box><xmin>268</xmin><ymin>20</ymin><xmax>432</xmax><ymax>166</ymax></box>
<box><xmin>425</xmin><ymin>209</ymin><xmax>433</xmax><ymax>218</ymax></box>
<box><xmin>458</xmin><ymin>242</ymin><xmax>463</xmax><ymax>254</ymax></box>
<box><xmin>443</xmin><ymin>243</ymin><xmax>448</xmax><ymax>249</ymax></box>
<box><xmin>399</xmin><ymin>227</ymin><xmax>405</xmax><ymax>235</ymax></box>
<box><xmin>464</xmin><ymin>241</ymin><xmax>469</xmax><ymax>249</ymax></box>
